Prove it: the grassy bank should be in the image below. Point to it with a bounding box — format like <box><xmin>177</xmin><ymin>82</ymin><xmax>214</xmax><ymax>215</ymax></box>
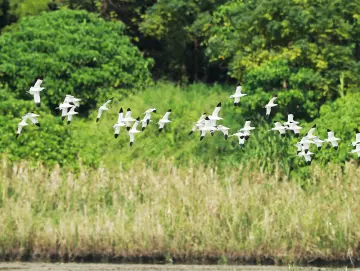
<box><xmin>1</xmin><ymin>158</ymin><xmax>360</xmax><ymax>265</ymax></box>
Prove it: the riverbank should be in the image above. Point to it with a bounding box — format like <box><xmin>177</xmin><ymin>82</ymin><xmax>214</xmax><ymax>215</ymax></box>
<box><xmin>0</xmin><ymin>263</ymin><xmax>348</xmax><ymax>271</ymax></box>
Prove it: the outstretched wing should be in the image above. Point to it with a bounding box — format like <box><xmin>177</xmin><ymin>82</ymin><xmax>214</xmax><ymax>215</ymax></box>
<box><xmin>34</xmin><ymin>79</ymin><xmax>43</xmax><ymax>88</ymax></box>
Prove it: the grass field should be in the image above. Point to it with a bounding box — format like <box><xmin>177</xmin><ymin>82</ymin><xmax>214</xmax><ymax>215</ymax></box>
<box><xmin>0</xmin><ymin>158</ymin><xmax>360</xmax><ymax>265</ymax></box>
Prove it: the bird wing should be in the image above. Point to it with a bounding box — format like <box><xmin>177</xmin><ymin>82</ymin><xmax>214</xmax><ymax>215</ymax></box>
<box><xmin>327</xmin><ymin>131</ymin><xmax>335</xmax><ymax>140</ymax></box>
<box><xmin>129</xmin><ymin>133</ymin><xmax>135</xmax><ymax>143</ymax></box>
<box><xmin>145</xmin><ymin>112</ymin><xmax>151</xmax><ymax>120</ymax></box>
<box><xmin>67</xmin><ymin>114</ymin><xmax>73</xmax><ymax>122</ymax></box>
<box><xmin>104</xmin><ymin>98</ymin><xmax>113</xmax><ymax>106</ymax></box>
<box><xmin>162</xmin><ymin>111</ymin><xmax>171</xmax><ymax>121</ymax></box>
<box><xmin>61</xmin><ymin>108</ymin><xmax>68</xmax><ymax>117</ymax></box>
<box><xmin>288</xmin><ymin>114</ymin><xmax>294</xmax><ymax>123</ymax></box>
<box><xmin>330</xmin><ymin>140</ymin><xmax>339</xmax><ymax>147</ymax></box>
<box><xmin>132</xmin><ymin>120</ymin><xmax>139</xmax><ymax>130</ymax></box>
<box><xmin>114</xmin><ymin>126</ymin><xmax>120</xmax><ymax>134</ymax></box>
<box><xmin>33</xmin><ymin>92</ymin><xmax>41</xmax><ymax>104</ymax></box>
<box><xmin>212</xmin><ymin>104</ymin><xmax>221</xmax><ymax>117</ymax></box>
<box><xmin>356</xmin><ymin>133</ymin><xmax>360</xmax><ymax>142</ymax></box>
<box><xmin>117</xmin><ymin>112</ymin><xmax>123</xmax><ymax>123</ymax></box>
<box><xmin>274</xmin><ymin>122</ymin><xmax>282</xmax><ymax>129</ymax></box>
<box><xmin>307</xmin><ymin>127</ymin><xmax>316</xmax><ymax>137</ymax></box>
<box><xmin>125</xmin><ymin>110</ymin><xmax>132</xmax><ymax>119</ymax></box>
<box><xmin>200</xmin><ymin>130</ymin><xmax>206</xmax><ymax>137</ymax></box>
<box><xmin>29</xmin><ymin>117</ymin><xmax>39</xmax><ymax>125</ymax></box>
<box><xmin>34</xmin><ymin>79</ymin><xmax>43</xmax><ymax>88</ymax></box>
<box><xmin>266</xmin><ymin>107</ymin><xmax>271</xmax><ymax>115</ymax></box>
<box><xmin>356</xmin><ymin>144</ymin><xmax>360</xmax><ymax>151</ymax></box>
<box><xmin>235</xmin><ymin>86</ymin><xmax>242</xmax><ymax>95</ymax></box>
<box><xmin>269</xmin><ymin>96</ymin><xmax>277</xmax><ymax>104</ymax></box>
<box><xmin>97</xmin><ymin>109</ymin><xmax>103</xmax><ymax>119</ymax></box>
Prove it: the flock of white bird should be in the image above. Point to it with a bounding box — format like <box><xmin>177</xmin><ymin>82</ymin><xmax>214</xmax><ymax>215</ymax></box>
<box><xmin>16</xmin><ymin>79</ymin><xmax>360</xmax><ymax>164</ymax></box>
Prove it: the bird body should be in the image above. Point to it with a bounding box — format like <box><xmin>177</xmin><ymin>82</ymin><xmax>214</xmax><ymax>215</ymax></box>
<box><xmin>270</xmin><ymin>122</ymin><xmax>287</xmax><ymax>136</ymax></box>
<box><xmin>141</xmin><ymin>108</ymin><xmax>156</xmax><ymax>130</ymax></box>
<box><xmin>231</xmin><ymin>132</ymin><xmax>246</xmax><ymax>147</ymax></box>
<box><xmin>240</xmin><ymin>121</ymin><xmax>255</xmax><ymax>139</ymax></box>
<box><xmin>325</xmin><ymin>129</ymin><xmax>340</xmax><ymax>149</ymax></box>
<box><xmin>66</xmin><ymin>105</ymin><xmax>78</xmax><ymax>125</ymax></box>
<box><xmin>283</xmin><ymin>114</ymin><xmax>299</xmax><ymax>126</ymax></box>
<box><xmin>264</xmin><ymin>96</ymin><xmax>278</xmax><ymax>116</ymax></box>
<box><xmin>16</xmin><ymin>118</ymin><xmax>29</xmax><ymax>138</ymax></box>
<box><xmin>298</xmin><ymin>150</ymin><xmax>314</xmax><ymax>165</ymax></box>
<box><xmin>128</xmin><ymin>117</ymin><xmax>141</xmax><ymax>146</ymax></box>
<box><xmin>158</xmin><ymin>109</ymin><xmax>172</xmax><ymax>132</ymax></box>
<box><xmin>200</xmin><ymin>117</ymin><xmax>217</xmax><ymax>140</ymax></box>
<box><xmin>350</xmin><ymin>129</ymin><xmax>360</xmax><ymax>146</ymax></box>
<box><xmin>113</xmin><ymin>108</ymin><xmax>126</xmax><ymax>138</ymax></box>
<box><xmin>189</xmin><ymin>113</ymin><xmax>207</xmax><ymax>135</ymax></box>
<box><xmin>28</xmin><ymin>78</ymin><xmax>44</xmax><ymax>107</ymax></box>
<box><xmin>287</xmin><ymin>122</ymin><xmax>302</xmax><ymax>137</ymax></box>
<box><xmin>123</xmin><ymin>108</ymin><xmax>136</xmax><ymax>130</ymax></box>
<box><xmin>350</xmin><ymin>144</ymin><xmax>360</xmax><ymax>158</ymax></box>
<box><xmin>229</xmin><ymin>85</ymin><xmax>247</xmax><ymax>106</ymax></box>
<box><xmin>217</xmin><ymin>125</ymin><xmax>230</xmax><ymax>139</ymax></box>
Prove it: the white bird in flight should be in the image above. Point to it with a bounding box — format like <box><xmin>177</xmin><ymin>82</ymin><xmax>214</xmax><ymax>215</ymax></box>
<box><xmin>123</xmin><ymin>108</ymin><xmax>136</xmax><ymax>131</ymax></box>
<box><xmin>209</xmin><ymin>102</ymin><xmax>222</xmax><ymax>127</ymax></box>
<box><xmin>350</xmin><ymin>143</ymin><xmax>360</xmax><ymax>158</ymax></box>
<box><xmin>141</xmin><ymin>108</ymin><xmax>156</xmax><ymax>131</ymax></box>
<box><xmin>189</xmin><ymin>112</ymin><xmax>207</xmax><ymax>135</ymax></box>
<box><xmin>240</xmin><ymin>120</ymin><xmax>255</xmax><ymax>140</ymax></box>
<box><xmin>264</xmin><ymin>95</ymin><xmax>278</xmax><ymax>116</ymax></box>
<box><xmin>231</xmin><ymin>132</ymin><xmax>246</xmax><ymax>148</ymax></box>
<box><xmin>158</xmin><ymin>109</ymin><xmax>172</xmax><ymax>132</ymax></box>
<box><xmin>64</xmin><ymin>95</ymin><xmax>81</xmax><ymax>107</ymax></box>
<box><xmin>25</xmin><ymin>112</ymin><xmax>40</xmax><ymax>127</ymax></box>
<box><xmin>16</xmin><ymin>116</ymin><xmax>29</xmax><ymax>138</ymax></box>
<box><xmin>283</xmin><ymin>114</ymin><xmax>299</xmax><ymax>126</ymax></box>
<box><xmin>56</xmin><ymin>102</ymin><xmax>73</xmax><ymax>121</ymax></box>
<box><xmin>350</xmin><ymin>129</ymin><xmax>360</xmax><ymax>147</ymax></box>
<box><xmin>128</xmin><ymin>117</ymin><xmax>141</xmax><ymax>147</ymax></box>
<box><xmin>200</xmin><ymin>116</ymin><xmax>217</xmax><ymax>141</ymax></box>
<box><xmin>270</xmin><ymin>122</ymin><xmax>287</xmax><ymax>137</ymax></box>
<box><xmin>96</xmin><ymin>97</ymin><xmax>113</xmax><ymax>122</ymax></box>
<box><xmin>325</xmin><ymin>129</ymin><xmax>340</xmax><ymax>150</ymax></box>
<box><xmin>28</xmin><ymin>78</ymin><xmax>45</xmax><ymax>107</ymax></box>
<box><xmin>287</xmin><ymin>122</ymin><xmax>302</xmax><ymax>137</ymax></box>
<box><xmin>229</xmin><ymin>84</ymin><xmax>247</xmax><ymax>106</ymax></box>
<box><xmin>113</xmin><ymin>108</ymin><xmax>126</xmax><ymax>138</ymax></box>
<box><xmin>67</xmin><ymin>105</ymin><xmax>79</xmax><ymax>125</ymax></box>
<box><xmin>305</xmin><ymin>124</ymin><xmax>317</xmax><ymax>140</ymax></box>
<box><xmin>298</xmin><ymin>150</ymin><xmax>314</xmax><ymax>165</ymax></box>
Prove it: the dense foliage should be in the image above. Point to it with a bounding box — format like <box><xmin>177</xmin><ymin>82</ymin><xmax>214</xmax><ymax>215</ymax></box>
<box><xmin>0</xmin><ymin>9</ymin><xmax>153</xmax><ymax>113</ymax></box>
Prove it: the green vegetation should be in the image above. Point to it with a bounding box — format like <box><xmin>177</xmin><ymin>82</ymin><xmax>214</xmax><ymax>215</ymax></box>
<box><xmin>0</xmin><ymin>0</ymin><xmax>360</xmax><ymax>266</ymax></box>
<box><xmin>0</xmin><ymin>158</ymin><xmax>359</xmax><ymax>264</ymax></box>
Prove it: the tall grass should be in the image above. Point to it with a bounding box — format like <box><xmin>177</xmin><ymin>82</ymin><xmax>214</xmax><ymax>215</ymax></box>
<box><xmin>1</xmin><ymin>158</ymin><xmax>360</xmax><ymax>265</ymax></box>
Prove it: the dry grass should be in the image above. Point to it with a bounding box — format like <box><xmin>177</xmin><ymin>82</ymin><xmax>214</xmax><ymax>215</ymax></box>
<box><xmin>0</xmin><ymin>158</ymin><xmax>360</xmax><ymax>265</ymax></box>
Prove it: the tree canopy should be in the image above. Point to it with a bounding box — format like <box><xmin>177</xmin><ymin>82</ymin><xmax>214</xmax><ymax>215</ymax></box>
<box><xmin>0</xmin><ymin>9</ymin><xmax>153</xmax><ymax>113</ymax></box>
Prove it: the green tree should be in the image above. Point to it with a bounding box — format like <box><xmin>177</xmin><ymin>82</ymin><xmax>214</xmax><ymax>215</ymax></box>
<box><xmin>206</xmin><ymin>0</ymin><xmax>360</xmax><ymax>117</ymax></box>
<box><xmin>0</xmin><ymin>9</ymin><xmax>153</xmax><ymax>113</ymax></box>
<box><xmin>139</xmin><ymin>0</ymin><xmax>227</xmax><ymax>82</ymax></box>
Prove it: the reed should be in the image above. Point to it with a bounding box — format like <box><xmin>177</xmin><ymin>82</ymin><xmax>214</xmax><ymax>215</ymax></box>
<box><xmin>0</xmin><ymin>158</ymin><xmax>359</xmax><ymax>265</ymax></box>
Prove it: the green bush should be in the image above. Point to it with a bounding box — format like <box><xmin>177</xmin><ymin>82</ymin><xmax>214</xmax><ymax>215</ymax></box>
<box><xmin>0</xmin><ymin>9</ymin><xmax>153</xmax><ymax>114</ymax></box>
